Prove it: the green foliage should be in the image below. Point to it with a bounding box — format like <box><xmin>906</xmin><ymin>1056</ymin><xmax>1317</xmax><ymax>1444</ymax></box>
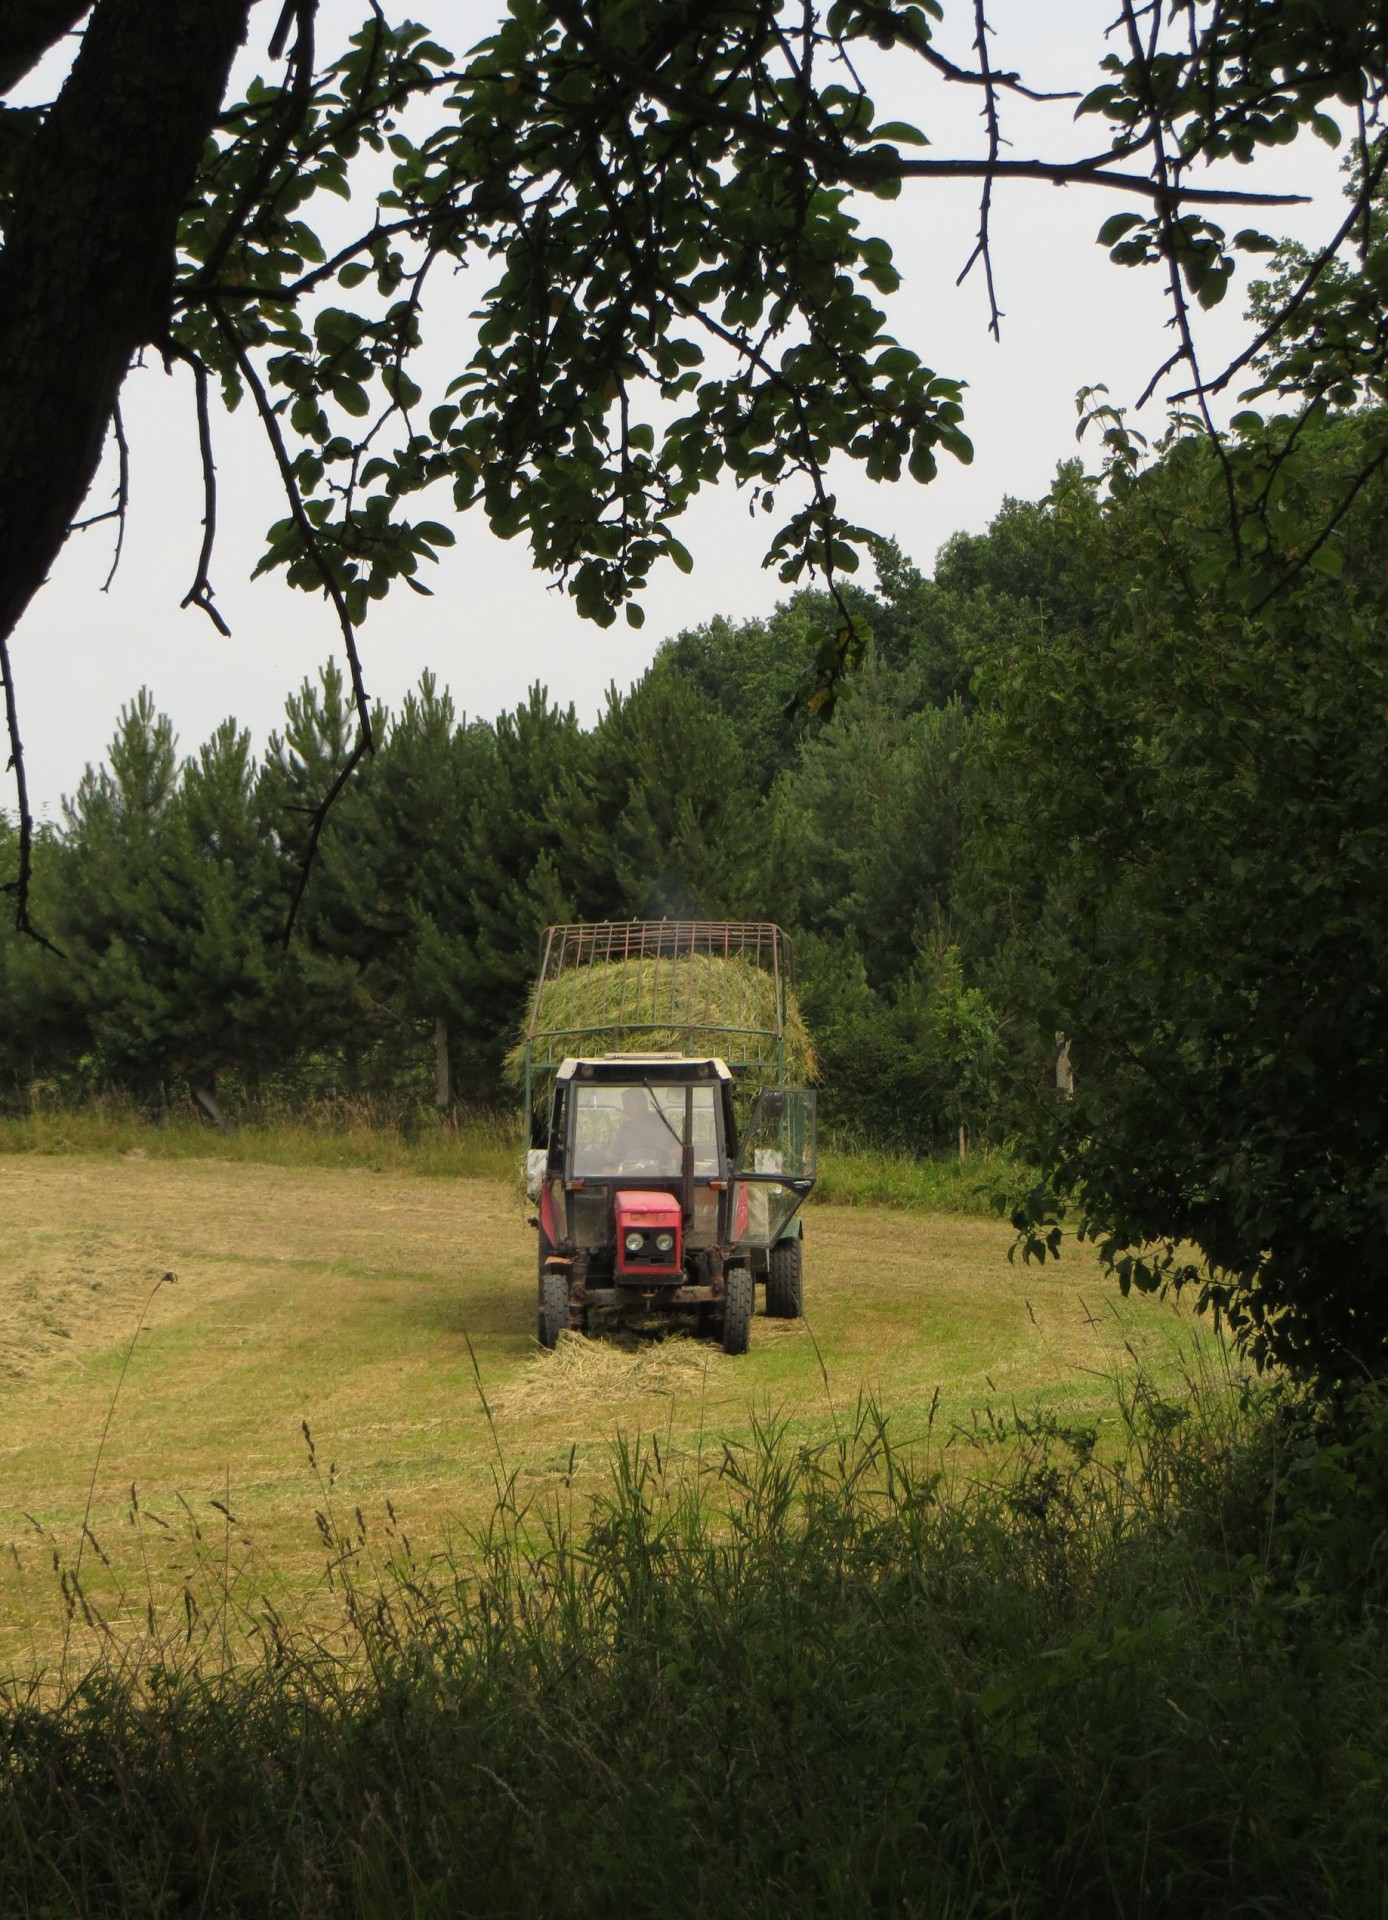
<box><xmin>649</xmin><ymin>594</ymin><xmax>834</xmax><ymax>793</ymax></box>
<box><xmin>0</xmin><ymin>1097</ymin><xmax>521</xmax><ymax>1181</ymax></box>
<box><xmin>8</xmin><ymin>279</ymin><xmax>1388</xmax><ymax>1385</ymax></box>
<box><xmin>812</xmin><ymin>1137</ymin><xmax>1023</xmax><ymax>1214</ymax></box>
<box><xmin>20</xmin><ymin>695</ymin><xmax>299</xmax><ymax>1096</ymax></box>
<box><xmin>6</xmin><ymin>1376</ymin><xmax>1388</xmax><ymax>1914</ymax></box>
<box><xmin>1244</xmin><ymin>134</ymin><xmax>1388</xmax><ymax>415</ymax></box>
<box><xmin>0</xmin><ymin>1097</ymin><xmax>1017</xmax><ymax>1218</ymax></box>
<box><xmin>557</xmin><ymin>672</ymin><xmax>765</xmax><ymax>920</ymax></box>
<box><xmin>170</xmin><ymin>4</ymin><xmax>984</xmax><ymax>642</ymax></box>
<box><xmin>771</xmin><ymin>664</ymin><xmax>970</xmax><ymax>984</ymax></box>
<box><xmin>795</xmin><ymin>932</ymin><xmax>1003</xmax><ymax>1153</ymax></box>
<box><xmin>44</xmin><ymin>0</ymin><xmax>1356</xmax><ymax>688</ymax></box>
<box><xmin>0</xmin><ymin>487</ymin><xmax>1026</xmax><ymax>1166</ymax></box>
<box><xmin>972</xmin><ymin>409</ymin><xmax>1388</xmax><ymax>1382</ymax></box>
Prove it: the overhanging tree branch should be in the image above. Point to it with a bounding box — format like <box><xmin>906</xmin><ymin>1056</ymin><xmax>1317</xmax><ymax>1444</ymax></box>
<box><xmin>164</xmin><ymin>339</ymin><xmax>232</xmax><ymax>637</ymax></box>
<box><xmin>0</xmin><ymin>0</ymin><xmax>250</xmax><ymax>933</ymax></box>
<box><xmin>213</xmin><ymin>302</ymin><xmax>374</xmax><ymax>750</ymax></box>
<box><xmin>0</xmin><ymin>0</ymin><xmax>88</xmax><ymax>95</ymax></box>
<box><xmin>280</xmin><ymin>731</ymin><xmax>368</xmax><ymax>943</ymax></box>
<box><xmin>0</xmin><ymin>624</ymin><xmax>60</xmax><ymax>950</ymax></box>
<box><xmin>100</xmin><ymin>397</ymin><xmax>129</xmax><ymax>594</ymax></box>
<box><xmin>1</xmin><ymin>0</ymin><xmax>1384</xmax><ymax>945</ymax></box>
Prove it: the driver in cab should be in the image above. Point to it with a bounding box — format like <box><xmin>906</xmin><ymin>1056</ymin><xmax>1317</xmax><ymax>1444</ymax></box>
<box><xmin>605</xmin><ymin>1087</ymin><xmax>676</xmax><ymax>1174</ymax></box>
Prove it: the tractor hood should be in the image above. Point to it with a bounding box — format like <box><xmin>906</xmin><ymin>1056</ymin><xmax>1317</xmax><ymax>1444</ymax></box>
<box><xmin>614</xmin><ymin>1189</ymin><xmax>682</xmax><ymax>1278</ymax></box>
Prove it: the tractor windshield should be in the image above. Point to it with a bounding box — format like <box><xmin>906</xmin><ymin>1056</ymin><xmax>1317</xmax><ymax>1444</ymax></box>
<box><xmin>572</xmin><ymin>1083</ymin><xmax>720</xmax><ymax>1179</ymax></box>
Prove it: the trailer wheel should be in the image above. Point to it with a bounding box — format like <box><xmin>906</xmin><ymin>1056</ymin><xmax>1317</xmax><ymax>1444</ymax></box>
<box><xmin>538</xmin><ymin>1270</ymin><xmax>569</xmax><ymax>1350</ymax></box>
<box><xmin>721</xmin><ymin>1267</ymin><xmax>753</xmax><ymax>1355</ymax></box>
<box><xmin>765</xmin><ymin>1237</ymin><xmax>803</xmax><ymax>1319</ymax></box>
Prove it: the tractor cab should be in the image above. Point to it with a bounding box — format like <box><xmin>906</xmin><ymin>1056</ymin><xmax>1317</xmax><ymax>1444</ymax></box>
<box><xmin>529</xmin><ymin>1052</ymin><xmax>816</xmax><ymax>1352</ymax></box>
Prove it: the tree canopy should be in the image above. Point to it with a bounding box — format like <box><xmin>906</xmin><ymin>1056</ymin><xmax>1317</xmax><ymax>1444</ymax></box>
<box><xmin>2</xmin><ymin>0</ymin><xmax>1385</xmax><ymax>924</ymax></box>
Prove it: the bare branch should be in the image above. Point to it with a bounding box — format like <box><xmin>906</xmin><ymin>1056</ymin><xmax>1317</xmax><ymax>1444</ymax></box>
<box><xmin>281</xmin><ymin>732</ymin><xmax>368</xmax><ymax>944</ymax></box>
<box><xmin>861</xmin><ymin>154</ymin><xmax>1302</xmax><ymax>207</ymax></box>
<box><xmin>100</xmin><ymin>398</ymin><xmax>129</xmax><ymax>595</ymax></box>
<box><xmin>212</xmin><ymin>302</ymin><xmax>374</xmax><ymax>752</ymax></box>
<box><xmin>0</xmin><ymin>626</ymin><xmax>62</xmax><ymax>951</ymax></box>
<box><xmin>267</xmin><ymin>0</ymin><xmax>297</xmax><ymax>62</ymax></box>
<box><xmin>163</xmin><ymin>340</ymin><xmax>232</xmax><ymax>637</ymax></box>
<box><xmin>68</xmin><ymin>399</ymin><xmax>130</xmax><ymax>563</ymax></box>
<box><xmin>834</xmin><ymin>0</ymin><xmax>1081</xmax><ymax>103</ymax></box>
<box><xmin>955</xmin><ymin>0</ymin><xmax>1004</xmax><ymax>341</ymax></box>
<box><xmin>1135</xmin><ymin>346</ymin><xmax>1184</xmax><ymax>411</ymax></box>
<box><xmin>210</xmin><ymin>301</ymin><xmax>377</xmax><ymax>927</ymax></box>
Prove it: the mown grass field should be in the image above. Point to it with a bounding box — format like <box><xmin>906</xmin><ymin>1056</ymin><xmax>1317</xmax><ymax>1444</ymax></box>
<box><xmin>0</xmin><ymin>1138</ymin><xmax>1210</xmax><ymax>1672</ymax></box>
<box><xmin>8</xmin><ymin>1134</ymin><xmax>1388</xmax><ymax>1918</ymax></box>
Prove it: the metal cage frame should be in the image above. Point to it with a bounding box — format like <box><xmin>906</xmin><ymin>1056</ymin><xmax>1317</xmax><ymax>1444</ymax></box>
<box><xmin>522</xmin><ymin>921</ymin><xmax>794</xmax><ymax>1135</ymax></box>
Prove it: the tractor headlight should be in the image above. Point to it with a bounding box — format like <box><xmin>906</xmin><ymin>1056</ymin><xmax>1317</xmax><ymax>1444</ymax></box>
<box><xmin>654</xmin><ymin>1231</ymin><xmax>675</xmax><ymax>1253</ymax></box>
<box><xmin>624</xmin><ymin>1231</ymin><xmax>645</xmax><ymax>1254</ymax></box>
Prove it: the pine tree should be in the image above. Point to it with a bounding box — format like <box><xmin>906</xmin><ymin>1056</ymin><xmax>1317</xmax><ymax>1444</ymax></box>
<box><xmin>563</xmin><ymin>671</ymin><xmax>766</xmax><ymax>920</ymax></box>
<box><xmin>80</xmin><ymin>717</ymin><xmax>293</xmax><ymax>1099</ymax></box>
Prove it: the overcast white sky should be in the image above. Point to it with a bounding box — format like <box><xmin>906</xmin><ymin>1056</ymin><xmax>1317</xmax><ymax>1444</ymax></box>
<box><xmin>11</xmin><ymin>1</ymin><xmax>1347</xmax><ymax>817</ymax></box>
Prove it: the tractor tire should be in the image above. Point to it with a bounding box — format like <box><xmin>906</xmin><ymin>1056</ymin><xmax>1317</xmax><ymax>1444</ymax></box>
<box><xmin>765</xmin><ymin>1237</ymin><xmax>803</xmax><ymax>1319</ymax></box>
<box><xmin>538</xmin><ymin>1269</ymin><xmax>569</xmax><ymax>1350</ymax></box>
<box><xmin>721</xmin><ymin>1267</ymin><xmax>754</xmax><ymax>1356</ymax></box>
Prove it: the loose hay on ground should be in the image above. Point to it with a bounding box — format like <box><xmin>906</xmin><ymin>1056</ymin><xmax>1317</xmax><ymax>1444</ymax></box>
<box><xmin>498</xmin><ymin>1330</ymin><xmax>722</xmax><ymax>1417</ymax></box>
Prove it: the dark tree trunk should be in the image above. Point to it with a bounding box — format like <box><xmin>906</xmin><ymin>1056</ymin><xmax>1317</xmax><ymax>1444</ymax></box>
<box><xmin>0</xmin><ymin>3</ymin><xmax>92</xmax><ymax>94</ymax></box>
<box><xmin>434</xmin><ymin>1014</ymin><xmax>451</xmax><ymax>1111</ymax></box>
<box><xmin>0</xmin><ymin>0</ymin><xmax>250</xmax><ymax>647</ymax></box>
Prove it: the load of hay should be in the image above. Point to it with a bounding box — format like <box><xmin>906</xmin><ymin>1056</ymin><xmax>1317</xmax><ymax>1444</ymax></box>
<box><xmin>506</xmin><ymin>952</ymin><xmax>816</xmax><ymax>1086</ymax></box>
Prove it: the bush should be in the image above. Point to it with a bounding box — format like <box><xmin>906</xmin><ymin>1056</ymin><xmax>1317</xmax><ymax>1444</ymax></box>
<box><xmin>973</xmin><ymin>420</ymin><xmax>1388</xmax><ymax>1382</ymax></box>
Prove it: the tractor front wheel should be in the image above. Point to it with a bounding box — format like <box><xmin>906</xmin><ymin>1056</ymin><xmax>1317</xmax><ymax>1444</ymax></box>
<box><xmin>721</xmin><ymin>1267</ymin><xmax>753</xmax><ymax>1355</ymax></box>
<box><xmin>538</xmin><ymin>1270</ymin><xmax>569</xmax><ymax>1350</ymax></box>
<box><xmin>765</xmin><ymin>1237</ymin><xmax>803</xmax><ymax>1318</ymax></box>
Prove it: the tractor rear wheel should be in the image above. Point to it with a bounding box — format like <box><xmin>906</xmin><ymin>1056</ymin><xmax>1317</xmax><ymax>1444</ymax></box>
<box><xmin>765</xmin><ymin>1237</ymin><xmax>803</xmax><ymax>1319</ymax></box>
<box><xmin>538</xmin><ymin>1270</ymin><xmax>569</xmax><ymax>1349</ymax></box>
<box><xmin>721</xmin><ymin>1267</ymin><xmax>753</xmax><ymax>1355</ymax></box>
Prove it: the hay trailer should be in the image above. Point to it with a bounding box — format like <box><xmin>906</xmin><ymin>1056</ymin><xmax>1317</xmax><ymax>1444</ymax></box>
<box><xmin>521</xmin><ymin>921</ymin><xmax>817</xmax><ymax>1353</ymax></box>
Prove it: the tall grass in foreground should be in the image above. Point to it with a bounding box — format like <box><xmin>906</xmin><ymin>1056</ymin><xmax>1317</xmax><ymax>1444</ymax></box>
<box><xmin>4</xmin><ymin>1361</ymin><xmax>1387</xmax><ymax>1916</ymax></box>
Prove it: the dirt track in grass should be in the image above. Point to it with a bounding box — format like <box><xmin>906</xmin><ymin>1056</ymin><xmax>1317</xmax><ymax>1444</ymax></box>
<box><xmin>0</xmin><ymin>1154</ymin><xmax>1211</xmax><ymax>1667</ymax></box>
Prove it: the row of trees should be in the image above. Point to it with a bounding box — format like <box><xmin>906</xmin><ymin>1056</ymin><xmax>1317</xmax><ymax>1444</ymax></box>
<box><xmin>0</xmin><ymin>529</ymin><xmax>997</xmax><ymax>1138</ymax></box>
<box><xmin>6</xmin><ymin>387</ymin><xmax>1388</xmax><ymax>1378</ymax></box>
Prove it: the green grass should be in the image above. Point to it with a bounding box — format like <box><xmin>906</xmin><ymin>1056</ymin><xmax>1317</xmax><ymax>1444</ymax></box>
<box><xmin>814</xmin><ymin>1138</ymin><xmax>1029</xmax><ymax>1215</ymax></box>
<box><xmin>4</xmin><ymin>1369</ymin><xmax>1387</xmax><ymax>1917</ymax></box>
<box><xmin>1</xmin><ymin>1126</ymin><xmax>1378</xmax><ymax>1913</ymax></box>
<box><xmin>0</xmin><ymin>1098</ymin><xmax>1031</xmax><ymax>1214</ymax></box>
<box><xmin>0</xmin><ymin>1150</ymin><xmax>1183</xmax><ymax>1675</ymax></box>
<box><xmin>0</xmin><ymin>1098</ymin><xmax>522</xmax><ymax>1181</ymax></box>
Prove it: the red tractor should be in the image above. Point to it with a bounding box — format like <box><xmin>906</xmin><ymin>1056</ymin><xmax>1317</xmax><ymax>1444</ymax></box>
<box><xmin>521</xmin><ymin>923</ymin><xmax>816</xmax><ymax>1354</ymax></box>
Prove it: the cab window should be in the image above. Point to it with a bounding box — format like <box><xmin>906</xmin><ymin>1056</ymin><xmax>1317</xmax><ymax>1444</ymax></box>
<box><xmin>571</xmin><ymin>1084</ymin><xmax>719</xmax><ymax>1178</ymax></box>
